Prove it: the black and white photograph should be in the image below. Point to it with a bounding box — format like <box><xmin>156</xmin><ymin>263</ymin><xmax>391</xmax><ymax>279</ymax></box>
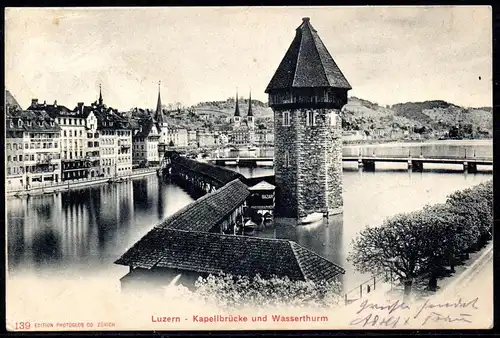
<box><xmin>4</xmin><ymin>6</ymin><xmax>493</xmax><ymax>331</ymax></box>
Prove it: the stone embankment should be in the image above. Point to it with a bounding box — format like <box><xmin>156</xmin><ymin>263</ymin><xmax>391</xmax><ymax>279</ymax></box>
<box><xmin>6</xmin><ymin>167</ymin><xmax>159</xmax><ymax>198</ymax></box>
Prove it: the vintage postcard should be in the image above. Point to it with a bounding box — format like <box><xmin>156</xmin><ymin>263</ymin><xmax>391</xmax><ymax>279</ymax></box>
<box><xmin>5</xmin><ymin>6</ymin><xmax>493</xmax><ymax>331</ymax></box>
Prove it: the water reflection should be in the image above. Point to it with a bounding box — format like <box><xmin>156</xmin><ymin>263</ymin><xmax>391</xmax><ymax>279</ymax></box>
<box><xmin>7</xmin><ymin>176</ymin><xmax>195</xmax><ymax>276</ymax></box>
<box><xmin>6</xmin><ymin>141</ymin><xmax>493</xmax><ymax>290</ymax></box>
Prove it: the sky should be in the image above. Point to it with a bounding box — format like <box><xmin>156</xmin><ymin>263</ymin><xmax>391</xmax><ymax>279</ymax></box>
<box><xmin>5</xmin><ymin>6</ymin><xmax>492</xmax><ymax>111</ymax></box>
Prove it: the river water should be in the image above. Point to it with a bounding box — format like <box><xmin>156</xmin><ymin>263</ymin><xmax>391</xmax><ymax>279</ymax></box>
<box><xmin>6</xmin><ymin>140</ymin><xmax>493</xmax><ymax>292</ymax></box>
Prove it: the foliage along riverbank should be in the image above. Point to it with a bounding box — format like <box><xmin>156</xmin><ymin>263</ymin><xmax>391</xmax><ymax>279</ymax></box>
<box><xmin>348</xmin><ymin>179</ymin><xmax>493</xmax><ymax>297</ymax></box>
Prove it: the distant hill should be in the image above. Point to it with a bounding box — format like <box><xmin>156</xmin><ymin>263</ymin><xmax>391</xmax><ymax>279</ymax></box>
<box><xmin>340</xmin><ymin>97</ymin><xmax>492</xmax><ymax>136</ymax></box>
<box><xmin>5</xmin><ymin>90</ymin><xmax>22</xmax><ymax>110</ymax></box>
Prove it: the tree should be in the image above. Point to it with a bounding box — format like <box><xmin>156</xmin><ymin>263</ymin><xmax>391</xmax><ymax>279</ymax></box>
<box><xmin>444</xmin><ymin>181</ymin><xmax>493</xmax><ymax>249</ymax></box>
<box><xmin>169</xmin><ymin>140</ymin><xmax>175</xmax><ymax>147</ymax></box>
<box><xmin>349</xmin><ymin>180</ymin><xmax>493</xmax><ymax>296</ymax></box>
<box><xmin>348</xmin><ymin>211</ymin><xmax>433</xmax><ymax>296</ymax></box>
<box><xmin>417</xmin><ymin>203</ymin><xmax>479</xmax><ymax>290</ymax></box>
<box><xmin>194</xmin><ymin>273</ymin><xmax>342</xmax><ymax>310</ymax></box>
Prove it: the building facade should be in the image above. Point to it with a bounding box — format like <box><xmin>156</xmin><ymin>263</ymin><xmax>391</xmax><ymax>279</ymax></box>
<box><xmin>96</xmin><ymin>109</ymin><xmax>133</xmax><ymax>176</ymax></box>
<box><xmin>196</xmin><ymin>130</ymin><xmax>217</xmax><ymax>147</ymax></box>
<box><xmin>230</xmin><ymin>91</ymin><xmax>255</xmax><ymax>146</ymax></box>
<box><xmin>133</xmin><ymin>117</ymin><xmax>160</xmax><ymax>166</ymax></box>
<box><xmin>265</xmin><ymin>17</ymin><xmax>351</xmax><ymax>221</ymax></box>
<box><xmin>6</xmin><ymin>110</ymin><xmax>62</xmax><ymax>191</ymax></box>
<box><xmin>28</xmin><ymin>99</ymin><xmax>91</xmax><ymax>181</ymax></box>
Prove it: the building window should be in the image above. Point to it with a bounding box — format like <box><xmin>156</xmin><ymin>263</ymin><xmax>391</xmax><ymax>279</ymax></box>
<box><xmin>282</xmin><ymin>111</ymin><xmax>290</xmax><ymax>126</ymax></box>
<box><xmin>7</xmin><ymin>156</ymin><xmax>11</xmax><ymax>161</ymax></box>
<box><xmin>64</xmin><ymin>130</ymin><xmax>67</xmax><ymax>137</ymax></box>
<box><xmin>284</xmin><ymin>150</ymin><xmax>290</xmax><ymax>168</ymax></box>
<box><xmin>25</xmin><ymin>143</ymin><xmax>28</xmax><ymax>149</ymax></box>
<box><xmin>306</xmin><ymin>111</ymin><xmax>316</xmax><ymax>126</ymax></box>
<box><xmin>19</xmin><ymin>155</ymin><xmax>23</xmax><ymax>161</ymax></box>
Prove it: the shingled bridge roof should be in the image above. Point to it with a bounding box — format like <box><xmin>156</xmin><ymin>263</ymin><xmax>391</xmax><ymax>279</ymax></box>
<box><xmin>157</xmin><ymin>179</ymin><xmax>249</xmax><ymax>232</ymax></box>
<box><xmin>171</xmin><ymin>153</ymin><xmax>245</xmax><ymax>186</ymax></box>
<box><xmin>115</xmin><ymin>227</ymin><xmax>345</xmax><ymax>283</ymax></box>
<box><xmin>265</xmin><ymin>17</ymin><xmax>351</xmax><ymax>93</ymax></box>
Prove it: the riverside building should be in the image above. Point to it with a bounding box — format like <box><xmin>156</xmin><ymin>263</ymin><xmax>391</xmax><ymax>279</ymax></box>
<box><xmin>6</xmin><ymin>109</ymin><xmax>62</xmax><ymax>190</ymax></box>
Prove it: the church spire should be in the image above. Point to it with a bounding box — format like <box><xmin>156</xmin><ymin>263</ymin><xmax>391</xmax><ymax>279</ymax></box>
<box><xmin>154</xmin><ymin>81</ymin><xmax>164</xmax><ymax>124</ymax></box>
<box><xmin>247</xmin><ymin>89</ymin><xmax>253</xmax><ymax>117</ymax></box>
<box><xmin>234</xmin><ymin>89</ymin><xmax>240</xmax><ymax>117</ymax></box>
<box><xmin>98</xmin><ymin>83</ymin><xmax>103</xmax><ymax>106</ymax></box>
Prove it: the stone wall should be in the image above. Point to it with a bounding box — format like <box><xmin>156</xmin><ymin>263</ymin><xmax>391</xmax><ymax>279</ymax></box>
<box><xmin>273</xmin><ymin>107</ymin><xmax>343</xmax><ymax>219</ymax></box>
<box><xmin>274</xmin><ymin>110</ymin><xmax>298</xmax><ymax>218</ymax></box>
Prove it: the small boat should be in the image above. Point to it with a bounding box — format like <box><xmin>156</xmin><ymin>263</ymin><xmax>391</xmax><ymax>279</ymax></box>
<box><xmin>299</xmin><ymin>212</ymin><xmax>324</xmax><ymax>225</ymax></box>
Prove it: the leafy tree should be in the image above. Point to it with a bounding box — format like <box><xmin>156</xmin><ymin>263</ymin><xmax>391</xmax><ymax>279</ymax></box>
<box><xmin>444</xmin><ymin>181</ymin><xmax>493</xmax><ymax>248</ymax></box>
<box><xmin>194</xmin><ymin>273</ymin><xmax>342</xmax><ymax>310</ymax></box>
<box><xmin>169</xmin><ymin>140</ymin><xmax>175</xmax><ymax>147</ymax></box>
<box><xmin>349</xmin><ymin>180</ymin><xmax>492</xmax><ymax>296</ymax></box>
<box><xmin>348</xmin><ymin>212</ymin><xmax>434</xmax><ymax>296</ymax></box>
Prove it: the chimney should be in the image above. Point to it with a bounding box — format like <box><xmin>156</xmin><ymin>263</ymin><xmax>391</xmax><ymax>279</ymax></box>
<box><xmin>31</xmin><ymin>99</ymin><xmax>38</xmax><ymax>107</ymax></box>
<box><xmin>54</xmin><ymin>100</ymin><xmax>58</xmax><ymax>107</ymax></box>
<box><xmin>43</xmin><ymin>100</ymin><xmax>47</xmax><ymax>105</ymax></box>
<box><xmin>302</xmin><ymin>17</ymin><xmax>310</xmax><ymax>22</ymax></box>
<box><xmin>78</xmin><ymin>102</ymin><xmax>84</xmax><ymax>113</ymax></box>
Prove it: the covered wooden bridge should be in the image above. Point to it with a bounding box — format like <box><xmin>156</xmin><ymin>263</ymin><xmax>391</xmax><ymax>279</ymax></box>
<box><xmin>164</xmin><ymin>152</ymin><xmax>246</xmax><ymax>194</ymax></box>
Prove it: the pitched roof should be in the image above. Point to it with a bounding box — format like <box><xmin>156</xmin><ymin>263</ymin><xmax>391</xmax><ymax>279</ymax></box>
<box><xmin>248</xmin><ymin>180</ymin><xmax>276</xmax><ymax>191</ymax></box>
<box><xmin>93</xmin><ymin>109</ymin><xmax>131</xmax><ymax>130</ymax></box>
<box><xmin>133</xmin><ymin>116</ymin><xmax>160</xmax><ymax>138</ymax></box>
<box><xmin>7</xmin><ymin>110</ymin><xmax>61</xmax><ymax>132</ymax></box>
<box><xmin>265</xmin><ymin>17</ymin><xmax>351</xmax><ymax>93</ymax></box>
<box><xmin>28</xmin><ymin>103</ymin><xmax>73</xmax><ymax>117</ymax></box>
<box><xmin>6</xmin><ymin>90</ymin><xmax>22</xmax><ymax>110</ymax></box>
<box><xmin>115</xmin><ymin>228</ymin><xmax>344</xmax><ymax>282</ymax></box>
<box><xmin>157</xmin><ymin>179</ymin><xmax>250</xmax><ymax>232</ymax></box>
<box><xmin>171</xmin><ymin>153</ymin><xmax>245</xmax><ymax>186</ymax></box>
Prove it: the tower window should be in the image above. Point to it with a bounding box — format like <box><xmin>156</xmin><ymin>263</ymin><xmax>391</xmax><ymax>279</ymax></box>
<box><xmin>282</xmin><ymin>112</ymin><xmax>290</xmax><ymax>126</ymax></box>
<box><xmin>284</xmin><ymin>150</ymin><xmax>290</xmax><ymax>168</ymax></box>
<box><xmin>306</xmin><ymin>111</ymin><xmax>316</xmax><ymax>126</ymax></box>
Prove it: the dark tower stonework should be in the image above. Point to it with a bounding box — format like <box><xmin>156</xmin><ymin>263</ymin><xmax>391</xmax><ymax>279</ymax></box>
<box><xmin>265</xmin><ymin>17</ymin><xmax>351</xmax><ymax>221</ymax></box>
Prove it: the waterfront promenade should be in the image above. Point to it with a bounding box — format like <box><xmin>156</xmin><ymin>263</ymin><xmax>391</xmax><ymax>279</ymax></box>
<box><xmin>6</xmin><ymin>167</ymin><xmax>160</xmax><ymax>197</ymax></box>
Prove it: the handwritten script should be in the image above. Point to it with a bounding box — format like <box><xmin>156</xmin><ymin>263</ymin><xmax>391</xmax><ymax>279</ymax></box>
<box><xmin>349</xmin><ymin>297</ymin><xmax>480</xmax><ymax>328</ymax></box>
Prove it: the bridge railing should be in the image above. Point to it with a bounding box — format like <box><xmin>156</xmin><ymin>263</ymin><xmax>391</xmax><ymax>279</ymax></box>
<box><xmin>342</xmin><ymin>154</ymin><xmax>493</xmax><ymax>160</ymax></box>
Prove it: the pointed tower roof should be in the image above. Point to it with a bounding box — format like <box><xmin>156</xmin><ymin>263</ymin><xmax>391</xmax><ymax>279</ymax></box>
<box><xmin>98</xmin><ymin>84</ymin><xmax>103</xmax><ymax>106</ymax></box>
<box><xmin>154</xmin><ymin>81</ymin><xmax>165</xmax><ymax>124</ymax></box>
<box><xmin>234</xmin><ymin>90</ymin><xmax>240</xmax><ymax>117</ymax></box>
<box><xmin>265</xmin><ymin>17</ymin><xmax>351</xmax><ymax>93</ymax></box>
<box><xmin>247</xmin><ymin>90</ymin><xmax>253</xmax><ymax>117</ymax></box>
